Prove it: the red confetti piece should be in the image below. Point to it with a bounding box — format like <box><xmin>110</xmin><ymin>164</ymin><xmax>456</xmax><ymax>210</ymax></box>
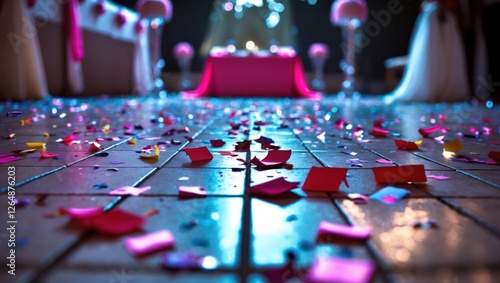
<box><xmin>62</xmin><ymin>134</ymin><xmax>77</xmax><ymax>145</ymax></box>
<box><xmin>210</xmin><ymin>139</ymin><xmax>225</xmax><ymax>147</ymax></box>
<box><xmin>394</xmin><ymin>139</ymin><xmax>419</xmax><ymax>150</ymax></box>
<box><xmin>220</xmin><ymin>151</ymin><xmax>238</xmax><ymax>157</ymax></box>
<box><xmin>88</xmin><ymin>141</ymin><xmax>102</xmax><ymax>152</ymax></box>
<box><xmin>488</xmin><ymin>151</ymin><xmax>500</xmax><ymax>162</ymax></box>
<box><xmin>372</xmin><ymin>118</ymin><xmax>384</xmax><ymax>127</ymax></box>
<box><xmin>184</xmin><ymin>147</ymin><xmax>213</xmax><ymax>162</ymax></box>
<box><xmin>369</xmin><ymin>127</ymin><xmax>389</xmax><ymax>137</ymax></box>
<box><xmin>249</xmin><ymin>177</ymin><xmax>300</xmax><ymax>196</ymax></box>
<box><xmin>372</xmin><ymin>165</ymin><xmax>427</xmax><ymax>184</ymax></box>
<box><xmin>78</xmin><ymin>208</ymin><xmax>145</xmax><ymax>235</ymax></box>
<box><xmin>251</xmin><ymin>150</ymin><xmax>291</xmax><ymax>168</ymax></box>
<box><xmin>418</xmin><ymin>124</ymin><xmax>441</xmax><ymax>137</ymax></box>
<box><xmin>179</xmin><ymin>186</ymin><xmax>207</xmax><ymax>197</ymax></box>
<box><xmin>302</xmin><ymin>167</ymin><xmax>349</xmax><ymax>192</ymax></box>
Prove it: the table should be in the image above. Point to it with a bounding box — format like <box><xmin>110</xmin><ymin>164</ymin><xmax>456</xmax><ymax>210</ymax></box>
<box><xmin>182</xmin><ymin>47</ymin><xmax>321</xmax><ymax>99</ymax></box>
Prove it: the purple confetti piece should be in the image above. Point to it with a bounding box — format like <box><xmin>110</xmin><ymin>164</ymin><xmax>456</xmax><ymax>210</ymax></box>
<box><xmin>0</xmin><ymin>155</ymin><xmax>23</xmax><ymax>164</ymax></box>
<box><xmin>305</xmin><ymin>256</ymin><xmax>376</xmax><ymax>283</ymax></box>
<box><xmin>109</xmin><ymin>160</ymin><xmax>125</xmax><ymax>165</ymax></box>
<box><xmin>109</xmin><ymin>186</ymin><xmax>151</xmax><ymax>196</ymax></box>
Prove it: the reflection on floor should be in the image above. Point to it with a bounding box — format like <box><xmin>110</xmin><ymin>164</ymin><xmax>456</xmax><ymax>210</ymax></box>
<box><xmin>1</xmin><ymin>94</ymin><xmax>499</xmax><ymax>283</ymax></box>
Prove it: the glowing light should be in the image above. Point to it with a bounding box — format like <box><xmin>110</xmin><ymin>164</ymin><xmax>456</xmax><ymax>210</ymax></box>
<box><xmin>266</xmin><ymin>11</ymin><xmax>280</xmax><ymax>28</ymax></box>
<box><xmin>234</xmin><ymin>4</ymin><xmax>243</xmax><ymax>12</ymax></box>
<box><xmin>486</xmin><ymin>100</ymin><xmax>494</xmax><ymax>108</ymax></box>
<box><xmin>245</xmin><ymin>40</ymin><xmax>255</xmax><ymax>50</ymax></box>
<box><xmin>223</xmin><ymin>1</ymin><xmax>233</xmax><ymax>11</ymax></box>
<box><xmin>442</xmin><ymin>150</ymin><xmax>455</xmax><ymax>158</ymax></box>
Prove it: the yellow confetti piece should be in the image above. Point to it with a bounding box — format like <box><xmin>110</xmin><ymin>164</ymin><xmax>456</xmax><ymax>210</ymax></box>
<box><xmin>102</xmin><ymin>124</ymin><xmax>111</xmax><ymax>133</ymax></box>
<box><xmin>443</xmin><ymin>138</ymin><xmax>463</xmax><ymax>153</ymax></box>
<box><xmin>128</xmin><ymin>137</ymin><xmax>137</xmax><ymax>145</ymax></box>
<box><xmin>44</xmin><ymin>132</ymin><xmax>50</xmax><ymax>137</ymax></box>
<box><xmin>26</xmin><ymin>142</ymin><xmax>46</xmax><ymax>149</ymax></box>
<box><xmin>140</xmin><ymin>145</ymin><xmax>160</xmax><ymax>159</ymax></box>
<box><xmin>415</xmin><ymin>140</ymin><xmax>423</xmax><ymax>146</ymax></box>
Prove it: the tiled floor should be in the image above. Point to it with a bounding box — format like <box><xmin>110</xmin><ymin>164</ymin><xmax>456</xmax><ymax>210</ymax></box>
<box><xmin>0</xmin><ymin>95</ymin><xmax>499</xmax><ymax>283</ymax></box>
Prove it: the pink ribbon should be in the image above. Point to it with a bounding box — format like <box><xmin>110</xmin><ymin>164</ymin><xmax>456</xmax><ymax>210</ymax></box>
<box><xmin>66</xmin><ymin>0</ymin><xmax>84</xmax><ymax>61</ymax></box>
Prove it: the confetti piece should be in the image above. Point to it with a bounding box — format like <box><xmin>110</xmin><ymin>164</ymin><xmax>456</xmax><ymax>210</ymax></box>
<box><xmin>488</xmin><ymin>151</ymin><xmax>500</xmax><ymax>162</ymax></box>
<box><xmin>109</xmin><ymin>186</ymin><xmax>152</xmax><ymax>196</ymax></box>
<box><xmin>372</xmin><ymin>118</ymin><xmax>384</xmax><ymax>127</ymax></box>
<box><xmin>184</xmin><ymin>147</ymin><xmax>213</xmax><ymax>162</ymax></box>
<box><xmin>316</xmin><ymin>221</ymin><xmax>372</xmax><ymax>241</ymax></box>
<box><xmin>40</xmin><ymin>151</ymin><xmax>59</xmax><ymax>158</ymax></box>
<box><xmin>178</xmin><ymin>176</ymin><xmax>189</xmax><ymax>181</ymax></box>
<box><xmin>78</xmin><ymin>208</ymin><xmax>145</xmax><ymax>235</ymax></box>
<box><xmin>26</xmin><ymin>142</ymin><xmax>45</xmax><ymax>148</ymax></box>
<box><xmin>254</xmin><ymin>136</ymin><xmax>275</xmax><ymax>144</ymax></box>
<box><xmin>14</xmin><ymin>198</ymin><xmax>31</xmax><ymax>208</ymax></box>
<box><xmin>375</xmin><ymin>158</ymin><xmax>393</xmax><ymax>164</ymax></box>
<box><xmin>372</xmin><ymin>165</ymin><xmax>427</xmax><ymax>183</ymax></box>
<box><xmin>62</xmin><ymin>134</ymin><xmax>77</xmax><ymax>145</ymax></box>
<box><xmin>140</xmin><ymin>145</ymin><xmax>160</xmax><ymax>159</ymax></box>
<box><xmin>128</xmin><ymin>137</ymin><xmax>137</xmax><ymax>144</ymax></box>
<box><xmin>88</xmin><ymin>142</ymin><xmax>102</xmax><ymax>152</ymax></box>
<box><xmin>395</xmin><ymin>139</ymin><xmax>421</xmax><ymax>150</ymax></box>
<box><xmin>418</xmin><ymin>124</ymin><xmax>441</xmax><ymax>137</ymax></box>
<box><xmin>443</xmin><ymin>138</ymin><xmax>463</xmax><ymax>153</ymax></box>
<box><xmin>58</xmin><ymin>206</ymin><xmax>103</xmax><ymax>219</ymax></box>
<box><xmin>0</xmin><ymin>155</ymin><xmax>23</xmax><ymax>164</ymax></box>
<box><xmin>144</xmin><ymin>209</ymin><xmax>160</xmax><ymax>217</ymax></box>
<box><xmin>347</xmin><ymin>193</ymin><xmax>369</xmax><ymax>204</ymax></box>
<box><xmin>110</xmin><ymin>160</ymin><xmax>125</xmax><ymax>164</ymax></box>
<box><xmin>249</xmin><ymin>177</ymin><xmax>300</xmax><ymax>196</ymax></box>
<box><xmin>369</xmin><ymin>127</ymin><xmax>390</xmax><ymax>137</ymax></box>
<box><xmin>251</xmin><ymin>150</ymin><xmax>292</xmax><ymax>168</ymax></box>
<box><xmin>220</xmin><ymin>151</ymin><xmax>238</xmax><ymax>157</ymax></box>
<box><xmin>305</xmin><ymin>256</ymin><xmax>375</xmax><ymax>283</ymax></box>
<box><xmin>427</xmin><ymin>175</ymin><xmax>451</xmax><ymax>181</ymax></box>
<box><xmin>210</xmin><ymin>139</ymin><xmax>225</xmax><ymax>147</ymax></box>
<box><xmin>370</xmin><ymin>186</ymin><xmax>410</xmax><ymax>205</ymax></box>
<box><xmin>302</xmin><ymin>167</ymin><xmax>349</xmax><ymax>192</ymax></box>
<box><xmin>234</xmin><ymin>140</ymin><xmax>251</xmax><ymax>151</ymax></box>
<box><xmin>179</xmin><ymin>186</ymin><xmax>207</xmax><ymax>197</ymax></box>
<box><xmin>93</xmin><ymin>183</ymin><xmax>108</xmax><ymax>190</ymax></box>
<box><xmin>11</xmin><ymin>148</ymin><xmax>37</xmax><ymax>155</ymax></box>
<box><xmin>123</xmin><ymin>230</ymin><xmax>175</xmax><ymax>257</ymax></box>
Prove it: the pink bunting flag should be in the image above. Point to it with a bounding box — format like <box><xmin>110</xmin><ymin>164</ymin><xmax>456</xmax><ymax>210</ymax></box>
<box><xmin>250</xmin><ymin>150</ymin><xmax>291</xmax><ymax>168</ymax></box>
<box><xmin>184</xmin><ymin>147</ymin><xmax>213</xmax><ymax>162</ymax></box>
<box><xmin>418</xmin><ymin>124</ymin><xmax>441</xmax><ymax>137</ymax></box>
<box><xmin>78</xmin><ymin>208</ymin><xmax>145</xmax><ymax>235</ymax></box>
<box><xmin>109</xmin><ymin>186</ymin><xmax>152</xmax><ymax>196</ymax></box>
<box><xmin>302</xmin><ymin>167</ymin><xmax>349</xmax><ymax>192</ymax></box>
<box><xmin>178</xmin><ymin>186</ymin><xmax>207</xmax><ymax>197</ymax></box>
<box><xmin>372</xmin><ymin>165</ymin><xmax>427</xmax><ymax>184</ymax></box>
<box><xmin>305</xmin><ymin>256</ymin><xmax>375</xmax><ymax>283</ymax></box>
<box><xmin>249</xmin><ymin>177</ymin><xmax>300</xmax><ymax>196</ymax></box>
<box><xmin>123</xmin><ymin>230</ymin><xmax>175</xmax><ymax>257</ymax></box>
<box><xmin>316</xmin><ymin>221</ymin><xmax>372</xmax><ymax>241</ymax></box>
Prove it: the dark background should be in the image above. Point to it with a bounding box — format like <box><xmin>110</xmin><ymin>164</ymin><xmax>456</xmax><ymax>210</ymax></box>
<box><xmin>115</xmin><ymin>0</ymin><xmax>499</xmax><ymax>97</ymax></box>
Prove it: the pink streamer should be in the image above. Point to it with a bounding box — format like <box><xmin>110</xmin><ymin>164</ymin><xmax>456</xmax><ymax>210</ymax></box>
<box><xmin>66</xmin><ymin>0</ymin><xmax>84</xmax><ymax>62</ymax></box>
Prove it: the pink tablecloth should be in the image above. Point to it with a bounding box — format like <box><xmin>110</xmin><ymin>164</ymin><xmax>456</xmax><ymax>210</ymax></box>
<box><xmin>182</xmin><ymin>49</ymin><xmax>321</xmax><ymax>99</ymax></box>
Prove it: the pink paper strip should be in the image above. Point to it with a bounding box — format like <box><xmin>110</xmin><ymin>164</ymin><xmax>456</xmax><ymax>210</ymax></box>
<box><xmin>317</xmin><ymin>221</ymin><xmax>371</xmax><ymax>241</ymax></box>
<box><xmin>184</xmin><ymin>147</ymin><xmax>213</xmax><ymax>162</ymax></box>
<box><xmin>124</xmin><ymin>230</ymin><xmax>175</xmax><ymax>256</ymax></box>
<box><xmin>302</xmin><ymin>167</ymin><xmax>349</xmax><ymax>192</ymax></box>
<box><xmin>427</xmin><ymin>175</ymin><xmax>451</xmax><ymax>181</ymax></box>
<box><xmin>305</xmin><ymin>256</ymin><xmax>375</xmax><ymax>283</ymax></box>
<box><xmin>66</xmin><ymin>0</ymin><xmax>84</xmax><ymax>61</ymax></box>
<box><xmin>249</xmin><ymin>177</ymin><xmax>300</xmax><ymax>196</ymax></box>
<box><xmin>179</xmin><ymin>186</ymin><xmax>207</xmax><ymax>197</ymax></box>
<box><xmin>372</xmin><ymin>165</ymin><xmax>427</xmax><ymax>183</ymax></box>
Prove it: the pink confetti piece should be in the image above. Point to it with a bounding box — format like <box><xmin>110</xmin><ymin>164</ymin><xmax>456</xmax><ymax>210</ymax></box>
<box><xmin>184</xmin><ymin>147</ymin><xmax>213</xmax><ymax>162</ymax></box>
<box><xmin>317</xmin><ymin>221</ymin><xmax>371</xmax><ymax>242</ymax></box>
<box><xmin>58</xmin><ymin>206</ymin><xmax>103</xmax><ymax>219</ymax></box>
<box><xmin>179</xmin><ymin>186</ymin><xmax>207</xmax><ymax>197</ymax></box>
<box><xmin>375</xmin><ymin>158</ymin><xmax>393</xmax><ymax>164</ymax></box>
<box><xmin>302</xmin><ymin>167</ymin><xmax>349</xmax><ymax>192</ymax></box>
<box><xmin>62</xmin><ymin>134</ymin><xmax>77</xmax><ymax>145</ymax></box>
<box><xmin>0</xmin><ymin>154</ymin><xmax>23</xmax><ymax>164</ymax></box>
<box><xmin>418</xmin><ymin>124</ymin><xmax>441</xmax><ymax>137</ymax></box>
<box><xmin>123</xmin><ymin>230</ymin><xmax>175</xmax><ymax>257</ymax></box>
<box><xmin>78</xmin><ymin>208</ymin><xmax>145</xmax><ymax>236</ymax></box>
<box><xmin>220</xmin><ymin>151</ymin><xmax>238</xmax><ymax>157</ymax></box>
<box><xmin>109</xmin><ymin>186</ymin><xmax>152</xmax><ymax>196</ymax></box>
<box><xmin>250</xmin><ymin>150</ymin><xmax>291</xmax><ymax>168</ymax></box>
<box><xmin>372</xmin><ymin>165</ymin><xmax>427</xmax><ymax>183</ymax></box>
<box><xmin>39</xmin><ymin>151</ymin><xmax>59</xmax><ymax>158</ymax></box>
<box><xmin>305</xmin><ymin>256</ymin><xmax>376</xmax><ymax>283</ymax></box>
<box><xmin>427</xmin><ymin>175</ymin><xmax>451</xmax><ymax>181</ymax></box>
<box><xmin>210</xmin><ymin>139</ymin><xmax>225</xmax><ymax>147</ymax></box>
<box><xmin>249</xmin><ymin>177</ymin><xmax>300</xmax><ymax>196</ymax></box>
